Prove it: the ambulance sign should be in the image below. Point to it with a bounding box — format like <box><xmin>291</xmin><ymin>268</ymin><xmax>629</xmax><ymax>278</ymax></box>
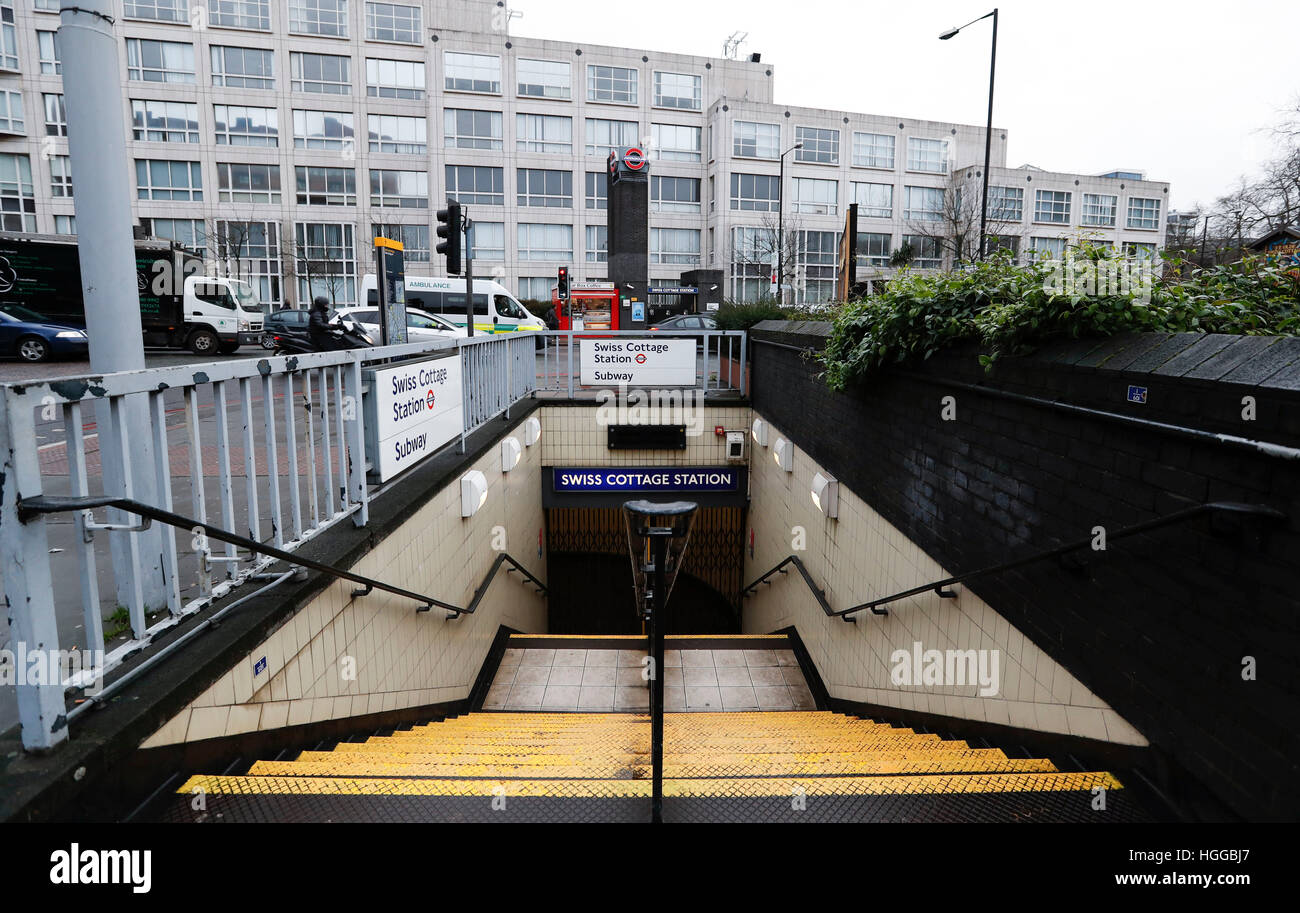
<box><xmin>580</xmin><ymin>338</ymin><xmax>696</xmax><ymax>386</ymax></box>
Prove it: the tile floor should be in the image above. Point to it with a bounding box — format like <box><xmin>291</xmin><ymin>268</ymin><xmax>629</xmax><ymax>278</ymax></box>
<box><xmin>484</xmin><ymin>647</ymin><xmax>816</xmax><ymax>712</ymax></box>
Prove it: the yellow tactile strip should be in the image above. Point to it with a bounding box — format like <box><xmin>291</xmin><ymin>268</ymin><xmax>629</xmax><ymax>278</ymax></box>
<box><xmin>178</xmin><ymin>771</ymin><xmax>1123</xmax><ymax>798</ymax></box>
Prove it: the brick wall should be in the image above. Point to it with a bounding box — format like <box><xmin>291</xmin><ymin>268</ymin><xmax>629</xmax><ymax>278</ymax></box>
<box><xmin>750</xmin><ymin>324</ymin><xmax>1300</xmax><ymax>821</ymax></box>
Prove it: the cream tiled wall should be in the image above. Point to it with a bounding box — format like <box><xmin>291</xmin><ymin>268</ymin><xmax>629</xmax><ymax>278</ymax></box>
<box><xmin>743</xmin><ymin>412</ymin><xmax>1147</xmax><ymax>746</ymax></box>
<box><xmin>539</xmin><ymin>404</ymin><xmax>754</xmax><ymax>467</ymax></box>
<box><xmin>140</xmin><ymin>416</ymin><xmax>548</xmax><ymax>748</ymax></box>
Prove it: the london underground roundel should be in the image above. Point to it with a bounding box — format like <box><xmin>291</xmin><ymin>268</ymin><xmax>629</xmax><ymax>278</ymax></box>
<box><xmin>624</xmin><ymin>147</ymin><xmax>646</xmax><ymax>170</ymax></box>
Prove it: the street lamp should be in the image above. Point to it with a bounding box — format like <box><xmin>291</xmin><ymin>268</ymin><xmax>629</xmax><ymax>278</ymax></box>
<box><xmin>940</xmin><ymin>9</ymin><xmax>998</xmax><ymax>261</ymax></box>
<box><xmin>778</xmin><ymin>141</ymin><xmax>803</xmax><ymax>303</ymax></box>
<box><xmin>623</xmin><ymin>499</ymin><xmax>698</xmax><ymax>824</ymax></box>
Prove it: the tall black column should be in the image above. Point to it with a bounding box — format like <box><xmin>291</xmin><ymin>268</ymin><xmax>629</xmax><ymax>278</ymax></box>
<box><xmin>607</xmin><ymin>151</ymin><xmax>649</xmax><ymax>302</ymax></box>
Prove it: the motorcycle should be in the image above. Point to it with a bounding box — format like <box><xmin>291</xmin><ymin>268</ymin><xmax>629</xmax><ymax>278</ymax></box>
<box><xmin>273</xmin><ymin>312</ymin><xmax>375</xmax><ymax>355</ymax></box>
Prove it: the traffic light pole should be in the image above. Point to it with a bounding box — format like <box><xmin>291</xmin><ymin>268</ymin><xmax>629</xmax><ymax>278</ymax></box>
<box><xmin>464</xmin><ymin>213</ymin><xmax>474</xmax><ymax>338</ymax></box>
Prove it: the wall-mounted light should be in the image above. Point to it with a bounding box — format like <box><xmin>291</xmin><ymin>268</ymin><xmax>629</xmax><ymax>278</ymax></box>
<box><xmin>523</xmin><ymin>416</ymin><xmax>542</xmax><ymax>447</ymax></box>
<box><xmin>461</xmin><ymin>470</ymin><xmax>488</xmax><ymax>518</ymax></box>
<box><xmin>772</xmin><ymin>437</ymin><xmax>793</xmax><ymax>472</ymax></box>
<box><xmin>501</xmin><ymin>436</ymin><xmax>522</xmax><ymax>472</ymax></box>
<box><xmin>811</xmin><ymin>472</ymin><xmax>839</xmax><ymax>518</ymax></box>
<box><xmin>751</xmin><ymin>417</ymin><xmax>769</xmax><ymax>447</ymax></box>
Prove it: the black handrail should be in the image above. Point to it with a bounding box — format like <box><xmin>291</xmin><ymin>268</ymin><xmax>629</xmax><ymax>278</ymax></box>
<box><xmin>17</xmin><ymin>494</ymin><xmax>546</xmax><ymax>618</ymax></box>
<box><xmin>744</xmin><ymin>502</ymin><xmax>1285</xmax><ymax>623</ymax></box>
<box><xmin>741</xmin><ymin>555</ymin><xmax>847</xmax><ymax>617</ymax></box>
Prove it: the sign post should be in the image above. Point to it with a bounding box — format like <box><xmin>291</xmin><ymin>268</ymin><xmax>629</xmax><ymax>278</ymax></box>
<box><xmin>374</xmin><ymin>236</ymin><xmax>407</xmax><ymax>346</ymax></box>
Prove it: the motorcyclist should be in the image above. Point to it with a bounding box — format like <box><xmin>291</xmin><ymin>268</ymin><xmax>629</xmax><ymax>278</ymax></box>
<box><xmin>307</xmin><ymin>296</ymin><xmax>337</xmax><ymax>351</ymax></box>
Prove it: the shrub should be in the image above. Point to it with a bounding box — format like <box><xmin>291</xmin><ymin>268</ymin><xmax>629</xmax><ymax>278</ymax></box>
<box><xmin>714</xmin><ymin>299</ymin><xmax>791</xmax><ymax>331</ymax></box>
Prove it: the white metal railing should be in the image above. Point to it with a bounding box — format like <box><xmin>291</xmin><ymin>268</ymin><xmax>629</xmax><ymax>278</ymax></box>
<box><xmin>0</xmin><ymin>328</ymin><xmax>743</xmax><ymax>750</ymax></box>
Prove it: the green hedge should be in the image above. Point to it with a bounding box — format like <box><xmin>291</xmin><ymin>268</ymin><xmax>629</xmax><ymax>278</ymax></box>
<box><xmin>821</xmin><ymin>247</ymin><xmax>1300</xmax><ymax>390</ymax></box>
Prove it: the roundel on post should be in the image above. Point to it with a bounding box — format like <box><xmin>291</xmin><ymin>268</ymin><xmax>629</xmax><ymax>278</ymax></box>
<box><xmin>623</xmin><ymin>147</ymin><xmax>646</xmax><ymax>170</ymax></box>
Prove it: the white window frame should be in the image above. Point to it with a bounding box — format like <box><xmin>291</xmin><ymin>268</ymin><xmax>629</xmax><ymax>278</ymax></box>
<box><xmin>851</xmin><ymin>182</ymin><xmax>892</xmax><ymax>219</ymax></box>
<box><xmin>517</xmin><ymin>222</ymin><xmax>573</xmax><ymax>261</ymax></box>
<box><xmin>290</xmin><ymin>51</ymin><xmax>350</xmax><ymax>94</ymax></box>
<box><xmin>213</xmin><ymin>104</ymin><xmax>278</xmax><ymax>146</ymax></box>
<box><xmin>792</xmin><ymin>176</ymin><xmax>838</xmax><ymax>215</ymax></box>
<box><xmin>445</xmin><ymin>51</ymin><xmax>501</xmax><ymax>94</ymax></box>
<box><xmin>443</xmin><ymin>109</ymin><xmax>502</xmax><ymax>151</ymax></box>
<box><xmin>651</xmin><ymin>123</ymin><xmax>701</xmax><ymax>162</ymax></box>
<box><xmin>517</xmin><ymin>113</ymin><xmax>573</xmax><ymax>155</ymax></box>
<box><xmin>587</xmin><ymin>64</ymin><xmax>638</xmax><ymax>104</ymax></box>
<box><xmin>365</xmin><ymin>1</ymin><xmax>421</xmax><ymax>44</ymax></box>
<box><xmin>733</xmin><ymin>120</ymin><xmax>780</xmax><ymax>159</ymax></box>
<box><xmin>795</xmin><ymin>126</ymin><xmax>839</xmax><ymax>164</ymax></box>
<box><xmin>131</xmin><ymin>99</ymin><xmax>201</xmax><ymax>143</ymax></box>
<box><xmin>1033</xmin><ymin>189</ymin><xmax>1072</xmax><ymax>224</ymax></box>
<box><xmin>652</xmin><ymin>71</ymin><xmax>701</xmax><ymax>110</ymax></box>
<box><xmin>294</xmin><ymin>165</ymin><xmax>357</xmax><ymax>206</ymax></box>
<box><xmin>216</xmin><ymin>162</ymin><xmax>282</xmax><ymax>203</ymax></box>
<box><xmin>906</xmin><ymin>137</ymin><xmax>949</xmax><ymax>174</ymax></box>
<box><xmin>517</xmin><ymin>58</ymin><xmax>571</xmax><ymax>100</ymax></box>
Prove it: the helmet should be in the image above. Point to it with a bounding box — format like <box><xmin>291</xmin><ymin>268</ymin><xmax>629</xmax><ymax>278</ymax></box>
<box><xmin>312</xmin><ymin>296</ymin><xmax>329</xmax><ymax>311</ymax></box>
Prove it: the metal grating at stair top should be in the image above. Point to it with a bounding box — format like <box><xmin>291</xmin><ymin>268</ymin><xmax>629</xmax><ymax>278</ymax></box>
<box><xmin>157</xmin><ymin>710</ymin><xmax>1150</xmax><ymax>823</ymax></box>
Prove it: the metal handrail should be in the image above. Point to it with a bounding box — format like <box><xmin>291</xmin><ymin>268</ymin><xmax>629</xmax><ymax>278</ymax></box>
<box><xmin>17</xmin><ymin>494</ymin><xmax>547</xmax><ymax>619</ymax></box>
<box><xmin>745</xmin><ymin>502</ymin><xmax>1285</xmax><ymax>623</ymax></box>
<box><xmin>741</xmin><ymin>554</ymin><xmax>843</xmax><ymax>617</ymax></box>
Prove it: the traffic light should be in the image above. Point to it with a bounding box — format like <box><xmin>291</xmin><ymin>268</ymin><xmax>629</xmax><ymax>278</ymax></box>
<box><xmin>557</xmin><ymin>266</ymin><xmax>570</xmax><ymax>301</ymax></box>
<box><xmin>436</xmin><ymin>200</ymin><xmax>462</xmax><ymax>275</ymax></box>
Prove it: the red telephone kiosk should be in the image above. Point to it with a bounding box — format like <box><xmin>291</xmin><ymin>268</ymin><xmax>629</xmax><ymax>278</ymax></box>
<box><xmin>553</xmin><ymin>280</ymin><xmax>620</xmax><ymax>333</ymax></box>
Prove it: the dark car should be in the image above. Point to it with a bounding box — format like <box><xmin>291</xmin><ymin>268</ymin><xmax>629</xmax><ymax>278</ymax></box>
<box><xmin>0</xmin><ymin>304</ymin><xmax>89</xmax><ymax>362</ymax></box>
<box><xmin>261</xmin><ymin>309</ymin><xmax>312</xmax><ymax>350</ymax></box>
<box><xmin>649</xmin><ymin>313</ymin><xmax>718</xmax><ymax>331</ymax></box>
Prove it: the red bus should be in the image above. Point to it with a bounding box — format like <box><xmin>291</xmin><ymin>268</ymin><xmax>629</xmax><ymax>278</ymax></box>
<box><xmin>553</xmin><ymin>282</ymin><xmax>620</xmax><ymax>332</ymax></box>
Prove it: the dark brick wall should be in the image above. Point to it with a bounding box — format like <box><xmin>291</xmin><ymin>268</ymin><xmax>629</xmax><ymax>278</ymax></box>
<box><xmin>750</xmin><ymin>325</ymin><xmax>1300</xmax><ymax>822</ymax></box>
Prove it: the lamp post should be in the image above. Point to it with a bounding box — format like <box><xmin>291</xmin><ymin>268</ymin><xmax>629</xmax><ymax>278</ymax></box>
<box><xmin>623</xmin><ymin>499</ymin><xmax>698</xmax><ymax>824</ymax></box>
<box><xmin>777</xmin><ymin>141</ymin><xmax>803</xmax><ymax>303</ymax></box>
<box><xmin>940</xmin><ymin>8</ymin><xmax>998</xmax><ymax>261</ymax></box>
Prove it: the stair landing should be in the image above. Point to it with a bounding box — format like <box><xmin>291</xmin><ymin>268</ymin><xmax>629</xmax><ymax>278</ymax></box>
<box><xmin>484</xmin><ymin>634</ymin><xmax>816</xmax><ymax>713</ymax></box>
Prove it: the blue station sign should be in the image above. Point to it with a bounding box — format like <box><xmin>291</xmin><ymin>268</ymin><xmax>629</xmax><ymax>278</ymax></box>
<box><xmin>553</xmin><ymin>467</ymin><xmax>739</xmax><ymax>493</ymax></box>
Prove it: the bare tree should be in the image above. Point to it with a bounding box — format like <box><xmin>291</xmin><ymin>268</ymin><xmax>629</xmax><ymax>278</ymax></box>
<box><xmin>727</xmin><ymin>209</ymin><xmax>806</xmax><ymax>303</ymax></box>
<box><xmin>904</xmin><ymin>174</ymin><xmax>1021</xmax><ymax>267</ymax></box>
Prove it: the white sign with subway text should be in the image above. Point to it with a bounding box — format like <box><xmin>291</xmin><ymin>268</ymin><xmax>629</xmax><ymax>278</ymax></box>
<box><xmin>580</xmin><ymin>338</ymin><xmax>696</xmax><ymax>387</ymax></box>
<box><xmin>369</xmin><ymin>357</ymin><xmax>463</xmax><ymax>481</ymax></box>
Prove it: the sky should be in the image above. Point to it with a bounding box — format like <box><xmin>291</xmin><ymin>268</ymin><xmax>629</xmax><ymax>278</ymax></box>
<box><xmin>507</xmin><ymin>0</ymin><xmax>1299</xmax><ymax>213</ymax></box>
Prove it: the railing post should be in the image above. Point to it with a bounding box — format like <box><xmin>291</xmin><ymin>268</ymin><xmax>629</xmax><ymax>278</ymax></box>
<box><xmin>0</xmin><ymin>388</ymin><xmax>68</xmax><ymax>750</ymax></box>
<box><xmin>345</xmin><ymin>355</ymin><xmax>368</xmax><ymax>527</ymax></box>
<box><xmin>739</xmin><ymin>331</ymin><xmax>748</xmax><ymax>397</ymax></box>
<box><xmin>567</xmin><ymin>331</ymin><xmax>575</xmax><ymax>398</ymax></box>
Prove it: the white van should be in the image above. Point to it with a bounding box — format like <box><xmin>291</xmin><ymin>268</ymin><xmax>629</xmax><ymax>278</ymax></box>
<box><xmin>360</xmin><ymin>274</ymin><xmax>545</xmax><ymax>336</ymax></box>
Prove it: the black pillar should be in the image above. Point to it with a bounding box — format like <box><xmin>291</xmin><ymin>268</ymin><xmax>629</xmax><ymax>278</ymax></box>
<box><xmin>607</xmin><ymin>151</ymin><xmax>649</xmax><ymax>304</ymax></box>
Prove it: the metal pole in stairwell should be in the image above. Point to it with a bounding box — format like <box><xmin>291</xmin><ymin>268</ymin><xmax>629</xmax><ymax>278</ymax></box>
<box><xmin>650</xmin><ymin>534</ymin><xmax>667</xmax><ymax>823</ymax></box>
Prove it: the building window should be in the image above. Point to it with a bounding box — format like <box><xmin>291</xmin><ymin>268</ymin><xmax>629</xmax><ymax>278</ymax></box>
<box><xmin>366</xmin><ymin>58</ymin><xmax>425</xmax><ymax>99</ymax></box>
<box><xmin>127</xmin><ymin>39</ymin><xmax>196</xmax><ymax>84</ymax></box>
<box><xmin>651</xmin><ymin>123</ymin><xmax>700</xmax><ymax>162</ymax></box>
<box><xmin>0</xmin><ymin>2</ymin><xmax>15</xmax><ymax>72</ymax></box>
<box><xmin>213</xmin><ymin>105</ymin><xmax>277</xmax><ymax>146</ymax></box>
<box><xmin>587</xmin><ymin>64</ymin><xmax>637</xmax><ymax>104</ymax></box>
<box><xmin>902</xmin><ymin>234</ymin><xmax>942</xmax><ymax>269</ymax></box>
<box><xmin>517</xmin><ymin>113</ymin><xmax>572</xmax><ymax>154</ymax></box>
<box><xmin>149</xmin><ymin>218</ymin><xmax>206</xmax><ymax>256</ymax></box>
<box><xmin>651</xmin><ymin>175</ymin><xmax>700</xmax><ymax>213</ymax></box>
<box><xmin>795</xmin><ymin>230</ymin><xmax>838</xmax><ymax>303</ymax></box>
<box><xmin>987</xmin><ymin>234</ymin><xmax>1020</xmax><ymax>258</ymax></box>
<box><xmin>517</xmin><ymin>58</ymin><xmax>570</xmax><ymax>100</ymax></box>
<box><xmin>730</xmin><ymin>173</ymin><xmax>780</xmax><ymax>212</ymax></box>
<box><xmin>906</xmin><ymin>137</ymin><xmax>949</xmax><ymax>173</ymax></box>
<box><xmin>1079</xmin><ymin>193</ymin><xmax>1116</xmax><ymax>227</ymax></box>
<box><xmin>653</xmin><ymin>71</ymin><xmax>700</xmax><ymax>110</ymax></box>
<box><xmin>372</xmin><ymin>223</ymin><xmax>429</xmax><ymax>261</ymax></box>
<box><xmin>518</xmin><ymin>277</ymin><xmax>551</xmax><ymax>302</ymax></box>
<box><xmin>585</xmin><ymin>224</ymin><xmax>607</xmax><ymax>262</ymax></box>
<box><xmin>289</xmin><ymin>0</ymin><xmax>348</xmax><ymax>37</ymax></box>
<box><xmin>585</xmin><ymin>171</ymin><xmax>607</xmax><ymax>209</ymax></box>
<box><xmin>443</xmin><ymin>109</ymin><xmax>502</xmax><ymax>151</ymax></box>
<box><xmin>852</xmin><ymin>131</ymin><xmax>894</xmax><ymax>169</ymax></box>
<box><xmin>584</xmin><ymin>118</ymin><xmax>638</xmax><ymax>158</ymax></box>
<box><xmin>445</xmin><ymin>52</ymin><xmax>500</xmax><ymax>94</ymax></box>
<box><xmin>1034</xmin><ymin>189</ymin><xmax>1071</xmax><ymax>224</ymax></box>
<box><xmin>0</xmin><ymin>153</ymin><xmax>34</xmax><ymax>231</ymax></box>
<box><xmin>49</xmin><ymin>154</ymin><xmax>71</xmax><ymax>197</ymax></box>
<box><xmin>34</xmin><ymin>0</ymin><xmax>61</xmax><ymax>10</ymax></box>
<box><xmin>132</xmin><ymin>99</ymin><xmax>200</xmax><ymax>143</ymax></box>
<box><xmin>290</xmin><ymin>51</ymin><xmax>350</xmax><ymax>94</ymax></box>
<box><xmin>42</xmin><ymin>93</ymin><xmax>66</xmax><ymax>136</ymax></box>
<box><xmin>54</xmin><ymin>215</ymin><xmax>75</xmax><ymax>234</ymax></box>
<box><xmin>988</xmin><ymin>185</ymin><xmax>1024</xmax><ymax>222</ymax></box>
<box><xmin>135</xmin><ymin>159</ymin><xmax>202</xmax><ymax>201</ymax></box>
<box><xmin>365</xmin><ymin>1</ymin><xmax>420</xmax><ymax>42</ymax></box>
<box><xmin>651</xmin><ymin>227</ymin><xmax>700</xmax><ymax>265</ymax></box>
<box><xmin>37</xmin><ymin>30</ymin><xmax>59</xmax><ymax>74</ymax></box>
<box><xmin>123</xmin><ymin>0</ymin><xmax>187</xmax><ymax>22</ymax></box>
<box><xmin>903</xmin><ymin>185</ymin><xmax>944</xmax><ymax>221</ymax></box>
<box><xmin>855</xmin><ymin>231</ymin><xmax>891</xmax><ymax>268</ymax></box>
<box><xmin>217</xmin><ymin>162</ymin><xmax>282</xmax><ymax>203</ymax></box>
<box><xmin>368</xmin><ymin>114</ymin><xmax>426</xmax><ymax>154</ymax></box>
<box><xmin>517</xmin><ymin>223</ymin><xmax>573</xmax><ymax>261</ymax></box>
<box><xmin>445</xmin><ymin>164</ymin><xmax>504</xmax><ymax>206</ymax></box>
<box><xmin>211</xmin><ymin>46</ymin><xmax>274</xmax><ymax>90</ymax></box>
<box><xmin>1127</xmin><ymin>197</ymin><xmax>1161</xmax><ymax>230</ymax></box>
<box><xmin>467</xmin><ymin>221</ymin><xmax>504</xmax><ymax>260</ymax></box>
<box><xmin>796</xmin><ymin>126</ymin><xmax>839</xmax><ymax>164</ymax></box>
<box><xmin>730</xmin><ymin>226</ymin><xmax>775</xmax><ymax>302</ymax></box>
<box><xmin>294</xmin><ymin>166</ymin><xmax>356</xmax><ymax>205</ymax></box>
<box><xmin>370</xmin><ymin>169</ymin><xmax>427</xmax><ymax>208</ymax></box>
<box><xmin>851</xmin><ymin>182</ymin><xmax>892</xmax><ymax>219</ymax></box>
<box><xmin>792</xmin><ymin>177</ymin><xmax>837</xmax><ymax>215</ymax></box>
<box><xmin>1029</xmin><ymin>236</ymin><xmax>1068</xmax><ymax>260</ymax></box>
<box><xmin>292</xmin><ymin>109</ymin><xmax>355</xmax><ymax>150</ymax></box>
<box><xmin>215</xmin><ymin>220</ymin><xmax>280</xmax><ymax>304</ymax></box>
<box><xmin>517</xmin><ymin>168</ymin><xmax>572</xmax><ymax>208</ymax></box>
<box><xmin>295</xmin><ymin>221</ymin><xmax>356</xmax><ymax>305</ymax></box>
<box><xmin>0</xmin><ymin>89</ymin><xmax>22</xmax><ymax>134</ymax></box>
<box><xmin>734</xmin><ymin>120</ymin><xmax>780</xmax><ymax>159</ymax></box>
<box><xmin>208</xmin><ymin>0</ymin><xmax>270</xmax><ymax>30</ymax></box>
<box><xmin>1123</xmin><ymin>241</ymin><xmax>1158</xmax><ymax>259</ymax></box>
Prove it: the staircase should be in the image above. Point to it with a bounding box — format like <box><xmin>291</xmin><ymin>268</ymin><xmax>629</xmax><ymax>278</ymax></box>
<box><xmin>160</xmin><ymin>712</ymin><xmax>1147</xmax><ymax>823</ymax></box>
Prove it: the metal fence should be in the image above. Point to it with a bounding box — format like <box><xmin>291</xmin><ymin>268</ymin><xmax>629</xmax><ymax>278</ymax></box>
<box><xmin>0</xmin><ymin>328</ymin><xmax>745</xmax><ymax>750</ymax></box>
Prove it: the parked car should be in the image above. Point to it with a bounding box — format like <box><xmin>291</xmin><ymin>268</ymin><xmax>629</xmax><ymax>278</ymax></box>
<box><xmin>335</xmin><ymin>306</ymin><xmax>469</xmax><ymax>342</ymax></box>
<box><xmin>649</xmin><ymin>313</ymin><xmax>718</xmax><ymax>331</ymax></box>
<box><xmin>261</xmin><ymin>309</ymin><xmax>312</xmax><ymax>350</ymax></box>
<box><xmin>0</xmin><ymin>304</ymin><xmax>89</xmax><ymax>362</ymax></box>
